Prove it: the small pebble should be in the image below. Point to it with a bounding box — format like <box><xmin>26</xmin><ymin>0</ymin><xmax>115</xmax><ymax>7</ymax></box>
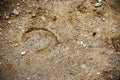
<box><xmin>102</xmin><ymin>18</ymin><xmax>105</xmax><ymax>21</ymax></box>
<box><xmin>8</xmin><ymin>21</ymin><xmax>12</xmax><ymax>24</ymax></box>
<box><xmin>17</xmin><ymin>3</ymin><xmax>20</xmax><ymax>6</ymax></box>
<box><xmin>26</xmin><ymin>77</ymin><xmax>30</xmax><ymax>80</ymax></box>
<box><xmin>80</xmin><ymin>41</ymin><xmax>84</xmax><ymax>45</ymax></box>
<box><xmin>98</xmin><ymin>0</ymin><xmax>102</xmax><ymax>3</ymax></box>
<box><xmin>5</xmin><ymin>15</ymin><xmax>9</xmax><ymax>19</ymax></box>
<box><xmin>20</xmin><ymin>51</ymin><xmax>26</xmax><ymax>55</ymax></box>
<box><xmin>97</xmin><ymin>28</ymin><xmax>100</xmax><ymax>31</ymax></box>
<box><xmin>41</xmin><ymin>16</ymin><xmax>45</xmax><ymax>20</ymax></box>
<box><xmin>12</xmin><ymin>9</ymin><xmax>19</xmax><ymax>15</ymax></box>
<box><xmin>80</xmin><ymin>64</ymin><xmax>87</xmax><ymax>69</ymax></box>
<box><xmin>95</xmin><ymin>3</ymin><xmax>102</xmax><ymax>7</ymax></box>
<box><xmin>0</xmin><ymin>28</ymin><xmax>2</xmax><ymax>31</ymax></box>
<box><xmin>83</xmin><ymin>44</ymin><xmax>87</xmax><ymax>47</ymax></box>
<box><xmin>97</xmin><ymin>72</ymin><xmax>101</xmax><ymax>75</ymax></box>
<box><xmin>15</xmin><ymin>44</ymin><xmax>18</xmax><ymax>47</ymax></box>
<box><xmin>31</xmin><ymin>14</ymin><xmax>36</xmax><ymax>18</ymax></box>
<box><xmin>0</xmin><ymin>32</ymin><xmax>2</xmax><ymax>35</ymax></box>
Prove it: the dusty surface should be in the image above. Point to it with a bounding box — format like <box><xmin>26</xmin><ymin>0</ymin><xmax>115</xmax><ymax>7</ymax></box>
<box><xmin>0</xmin><ymin>0</ymin><xmax>120</xmax><ymax>80</ymax></box>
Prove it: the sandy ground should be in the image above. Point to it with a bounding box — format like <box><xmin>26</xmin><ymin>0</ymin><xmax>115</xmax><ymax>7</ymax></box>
<box><xmin>0</xmin><ymin>0</ymin><xmax>120</xmax><ymax>80</ymax></box>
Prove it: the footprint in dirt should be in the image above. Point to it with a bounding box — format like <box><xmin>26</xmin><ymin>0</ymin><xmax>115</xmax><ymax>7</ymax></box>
<box><xmin>21</xmin><ymin>27</ymin><xmax>59</xmax><ymax>54</ymax></box>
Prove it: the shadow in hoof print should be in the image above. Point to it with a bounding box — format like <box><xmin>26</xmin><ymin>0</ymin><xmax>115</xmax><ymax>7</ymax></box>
<box><xmin>21</xmin><ymin>27</ymin><xmax>59</xmax><ymax>54</ymax></box>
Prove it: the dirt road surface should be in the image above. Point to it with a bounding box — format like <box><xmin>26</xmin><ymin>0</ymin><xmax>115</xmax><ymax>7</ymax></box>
<box><xmin>0</xmin><ymin>0</ymin><xmax>120</xmax><ymax>80</ymax></box>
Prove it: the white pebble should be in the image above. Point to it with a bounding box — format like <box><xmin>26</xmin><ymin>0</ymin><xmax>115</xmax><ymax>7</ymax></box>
<box><xmin>102</xmin><ymin>18</ymin><xmax>105</xmax><ymax>21</ymax></box>
<box><xmin>0</xmin><ymin>28</ymin><xmax>2</xmax><ymax>31</ymax></box>
<box><xmin>26</xmin><ymin>77</ymin><xmax>30</xmax><ymax>80</ymax></box>
<box><xmin>98</xmin><ymin>0</ymin><xmax>102</xmax><ymax>3</ymax></box>
<box><xmin>12</xmin><ymin>9</ymin><xmax>19</xmax><ymax>15</ymax></box>
<box><xmin>80</xmin><ymin>64</ymin><xmax>87</xmax><ymax>69</ymax></box>
<box><xmin>80</xmin><ymin>41</ymin><xmax>84</xmax><ymax>45</ymax></box>
<box><xmin>17</xmin><ymin>3</ymin><xmax>20</xmax><ymax>6</ymax></box>
<box><xmin>95</xmin><ymin>3</ymin><xmax>102</xmax><ymax>7</ymax></box>
<box><xmin>15</xmin><ymin>44</ymin><xmax>18</xmax><ymax>47</ymax></box>
<box><xmin>97</xmin><ymin>72</ymin><xmax>101</xmax><ymax>75</ymax></box>
<box><xmin>0</xmin><ymin>32</ymin><xmax>2</xmax><ymax>35</ymax></box>
<box><xmin>41</xmin><ymin>16</ymin><xmax>45</xmax><ymax>20</ymax></box>
<box><xmin>20</xmin><ymin>51</ymin><xmax>26</xmax><ymax>55</ymax></box>
<box><xmin>8</xmin><ymin>20</ymin><xmax>11</xmax><ymax>23</ymax></box>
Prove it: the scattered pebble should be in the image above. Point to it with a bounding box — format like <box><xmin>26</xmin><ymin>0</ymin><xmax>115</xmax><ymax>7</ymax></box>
<box><xmin>97</xmin><ymin>28</ymin><xmax>100</xmax><ymax>32</ymax></box>
<box><xmin>31</xmin><ymin>13</ymin><xmax>36</xmax><ymax>18</ymax></box>
<box><xmin>97</xmin><ymin>72</ymin><xmax>101</xmax><ymax>75</ymax></box>
<box><xmin>28</xmin><ymin>3</ymin><xmax>32</xmax><ymax>8</ymax></box>
<box><xmin>0</xmin><ymin>62</ymin><xmax>1</xmax><ymax>65</ymax></box>
<box><xmin>83</xmin><ymin>44</ymin><xmax>87</xmax><ymax>47</ymax></box>
<box><xmin>41</xmin><ymin>16</ymin><xmax>45</xmax><ymax>20</ymax></box>
<box><xmin>20</xmin><ymin>51</ymin><xmax>26</xmax><ymax>55</ymax></box>
<box><xmin>80</xmin><ymin>64</ymin><xmax>87</xmax><ymax>69</ymax></box>
<box><xmin>0</xmin><ymin>32</ymin><xmax>2</xmax><ymax>35</ymax></box>
<box><xmin>95</xmin><ymin>3</ymin><xmax>102</xmax><ymax>7</ymax></box>
<box><xmin>75</xmin><ymin>26</ymin><xmax>80</xmax><ymax>30</ymax></box>
<box><xmin>8</xmin><ymin>21</ymin><xmax>12</xmax><ymax>24</ymax></box>
<box><xmin>5</xmin><ymin>15</ymin><xmax>9</xmax><ymax>19</ymax></box>
<box><xmin>98</xmin><ymin>0</ymin><xmax>102</xmax><ymax>3</ymax></box>
<box><xmin>12</xmin><ymin>9</ymin><xmax>19</xmax><ymax>15</ymax></box>
<box><xmin>15</xmin><ymin>44</ymin><xmax>18</xmax><ymax>47</ymax></box>
<box><xmin>26</xmin><ymin>77</ymin><xmax>30</xmax><ymax>80</ymax></box>
<box><xmin>80</xmin><ymin>41</ymin><xmax>84</xmax><ymax>45</ymax></box>
<box><xmin>0</xmin><ymin>28</ymin><xmax>2</xmax><ymax>31</ymax></box>
<box><xmin>17</xmin><ymin>3</ymin><xmax>20</xmax><ymax>6</ymax></box>
<box><xmin>79</xmin><ymin>41</ymin><xmax>87</xmax><ymax>47</ymax></box>
<box><xmin>102</xmin><ymin>18</ymin><xmax>105</xmax><ymax>21</ymax></box>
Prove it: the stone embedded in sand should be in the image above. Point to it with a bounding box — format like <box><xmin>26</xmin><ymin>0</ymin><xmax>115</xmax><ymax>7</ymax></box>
<box><xmin>98</xmin><ymin>0</ymin><xmax>102</xmax><ymax>3</ymax></box>
<box><xmin>20</xmin><ymin>51</ymin><xmax>26</xmax><ymax>55</ymax></box>
<box><xmin>95</xmin><ymin>3</ymin><xmax>102</xmax><ymax>7</ymax></box>
<box><xmin>12</xmin><ymin>9</ymin><xmax>19</xmax><ymax>15</ymax></box>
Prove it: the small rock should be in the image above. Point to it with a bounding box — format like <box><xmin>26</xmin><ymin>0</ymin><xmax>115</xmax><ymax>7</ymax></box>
<box><xmin>8</xmin><ymin>21</ymin><xmax>12</xmax><ymax>24</ymax></box>
<box><xmin>102</xmin><ymin>18</ymin><xmax>105</xmax><ymax>21</ymax></box>
<box><xmin>28</xmin><ymin>3</ymin><xmax>32</xmax><ymax>8</ymax></box>
<box><xmin>80</xmin><ymin>64</ymin><xmax>87</xmax><ymax>69</ymax></box>
<box><xmin>80</xmin><ymin>41</ymin><xmax>84</xmax><ymax>45</ymax></box>
<box><xmin>41</xmin><ymin>16</ymin><xmax>45</xmax><ymax>20</ymax></box>
<box><xmin>17</xmin><ymin>3</ymin><xmax>20</xmax><ymax>6</ymax></box>
<box><xmin>12</xmin><ymin>9</ymin><xmax>19</xmax><ymax>15</ymax></box>
<box><xmin>98</xmin><ymin>0</ymin><xmax>102</xmax><ymax>3</ymax></box>
<box><xmin>0</xmin><ymin>28</ymin><xmax>2</xmax><ymax>31</ymax></box>
<box><xmin>0</xmin><ymin>32</ymin><xmax>2</xmax><ymax>35</ymax></box>
<box><xmin>31</xmin><ymin>14</ymin><xmax>36</xmax><ymax>18</ymax></box>
<box><xmin>26</xmin><ymin>77</ymin><xmax>30</xmax><ymax>80</ymax></box>
<box><xmin>15</xmin><ymin>44</ymin><xmax>18</xmax><ymax>47</ymax></box>
<box><xmin>95</xmin><ymin>3</ymin><xmax>102</xmax><ymax>7</ymax></box>
<box><xmin>20</xmin><ymin>51</ymin><xmax>26</xmax><ymax>55</ymax></box>
<box><xmin>97</xmin><ymin>72</ymin><xmax>101</xmax><ymax>75</ymax></box>
<box><xmin>5</xmin><ymin>15</ymin><xmax>9</xmax><ymax>19</ymax></box>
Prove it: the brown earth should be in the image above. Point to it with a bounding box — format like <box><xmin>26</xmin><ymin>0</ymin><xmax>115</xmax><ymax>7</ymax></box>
<box><xmin>0</xmin><ymin>0</ymin><xmax>120</xmax><ymax>80</ymax></box>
